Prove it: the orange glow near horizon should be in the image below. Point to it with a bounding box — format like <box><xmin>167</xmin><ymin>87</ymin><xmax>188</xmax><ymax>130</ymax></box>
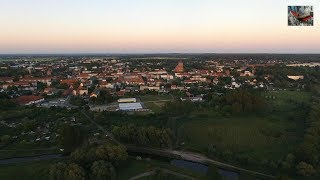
<box><xmin>0</xmin><ymin>0</ymin><xmax>319</xmax><ymax>53</ymax></box>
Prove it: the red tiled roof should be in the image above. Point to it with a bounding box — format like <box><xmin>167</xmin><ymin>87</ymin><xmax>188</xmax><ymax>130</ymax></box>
<box><xmin>21</xmin><ymin>77</ymin><xmax>51</xmax><ymax>81</ymax></box>
<box><xmin>174</xmin><ymin>61</ymin><xmax>184</xmax><ymax>73</ymax></box>
<box><xmin>0</xmin><ymin>77</ymin><xmax>13</xmax><ymax>82</ymax></box>
<box><xmin>8</xmin><ymin>82</ymin><xmax>30</xmax><ymax>86</ymax></box>
<box><xmin>60</xmin><ymin>79</ymin><xmax>77</xmax><ymax>85</ymax></box>
<box><xmin>15</xmin><ymin>95</ymin><xmax>43</xmax><ymax>105</ymax></box>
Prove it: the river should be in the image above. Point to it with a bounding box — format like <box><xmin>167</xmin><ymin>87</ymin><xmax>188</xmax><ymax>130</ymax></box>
<box><xmin>171</xmin><ymin>159</ymin><xmax>239</xmax><ymax>180</ymax></box>
<box><xmin>0</xmin><ymin>154</ymin><xmax>62</xmax><ymax>165</ymax></box>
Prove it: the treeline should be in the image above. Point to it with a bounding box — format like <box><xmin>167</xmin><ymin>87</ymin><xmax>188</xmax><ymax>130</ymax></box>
<box><xmin>112</xmin><ymin>124</ymin><xmax>173</xmax><ymax>148</ymax></box>
<box><xmin>160</xmin><ymin>89</ymin><xmax>267</xmax><ymax>118</ymax></box>
<box><xmin>0</xmin><ymin>99</ymin><xmax>17</xmax><ymax>110</ymax></box>
<box><xmin>70</xmin><ymin>96</ymin><xmax>87</xmax><ymax>106</ymax></box>
<box><xmin>274</xmin><ymin>102</ymin><xmax>320</xmax><ymax>178</ymax></box>
<box><xmin>293</xmin><ymin>103</ymin><xmax>320</xmax><ymax>177</ymax></box>
<box><xmin>162</xmin><ymin>101</ymin><xmax>195</xmax><ymax>116</ymax></box>
<box><xmin>225</xmin><ymin>90</ymin><xmax>266</xmax><ymax>114</ymax></box>
<box><xmin>0</xmin><ymin>67</ymin><xmax>28</xmax><ymax>78</ymax></box>
<box><xmin>49</xmin><ymin>142</ymin><xmax>128</xmax><ymax>180</ymax></box>
<box><xmin>89</xmin><ymin>90</ymin><xmax>117</xmax><ymax>105</ymax></box>
<box><xmin>255</xmin><ymin>65</ymin><xmax>320</xmax><ymax>89</ymax></box>
<box><xmin>204</xmin><ymin>89</ymin><xmax>267</xmax><ymax>115</ymax></box>
<box><xmin>71</xmin><ymin>143</ymin><xmax>128</xmax><ymax>165</ymax></box>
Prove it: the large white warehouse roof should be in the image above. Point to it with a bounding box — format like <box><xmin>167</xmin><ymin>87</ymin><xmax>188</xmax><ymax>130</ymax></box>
<box><xmin>119</xmin><ymin>102</ymin><xmax>143</xmax><ymax>111</ymax></box>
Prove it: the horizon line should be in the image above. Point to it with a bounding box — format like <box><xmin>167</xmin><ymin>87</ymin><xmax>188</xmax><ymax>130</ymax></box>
<box><xmin>1</xmin><ymin>52</ymin><xmax>320</xmax><ymax>56</ymax></box>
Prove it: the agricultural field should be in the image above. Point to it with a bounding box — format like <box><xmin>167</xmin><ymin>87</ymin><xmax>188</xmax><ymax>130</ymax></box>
<box><xmin>139</xmin><ymin>94</ymin><xmax>173</xmax><ymax>113</ymax></box>
<box><xmin>177</xmin><ymin>90</ymin><xmax>311</xmax><ymax>165</ymax></box>
<box><xmin>262</xmin><ymin>90</ymin><xmax>311</xmax><ymax>112</ymax></box>
<box><xmin>178</xmin><ymin>116</ymin><xmax>301</xmax><ymax>160</ymax></box>
<box><xmin>139</xmin><ymin>94</ymin><xmax>173</xmax><ymax>102</ymax></box>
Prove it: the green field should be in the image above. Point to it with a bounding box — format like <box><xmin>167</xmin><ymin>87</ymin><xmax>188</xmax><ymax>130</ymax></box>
<box><xmin>139</xmin><ymin>94</ymin><xmax>173</xmax><ymax>102</ymax></box>
<box><xmin>139</xmin><ymin>95</ymin><xmax>173</xmax><ymax>113</ymax></box>
<box><xmin>179</xmin><ymin>116</ymin><xmax>300</xmax><ymax>160</ymax></box>
<box><xmin>263</xmin><ymin>90</ymin><xmax>311</xmax><ymax>112</ymax></box>
<box><xmin>0</xmin><ymin>160</ymin><xmax>57</xmax><ymax>180</ymax></box>
<box><xmin>177</xmin><ymin>91</ymin><xmax>311</xmax><ymax>167</ymax></box>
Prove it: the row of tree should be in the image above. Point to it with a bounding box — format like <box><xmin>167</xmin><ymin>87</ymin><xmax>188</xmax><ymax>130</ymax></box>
<box><xmin>71</xmin><ymin>143</ymin><xmax>128</xmax><ymax>165</ymax></box>
<box><xmin>49</xmin><ymin>142</ymin><xmax>127</xmax><ymax>180</ymax></box>
<box><xmin>112</xmin><ymin>124</ymin><xmax>173</xmax><ymax>148</ymax></box>
<box><xmin>293</xmin><ymin>103</ymin><xmax>320</xmax><ymax>177</ymax></box>
<box><xmin>203</xmin><ymin>89</ymin><xmax>267</xmax><ymax>115</ymax></box>
<box><xmin>225</xmin><ymin>89</ymin><xmax>266</xmax><ymax>114</ymax></box>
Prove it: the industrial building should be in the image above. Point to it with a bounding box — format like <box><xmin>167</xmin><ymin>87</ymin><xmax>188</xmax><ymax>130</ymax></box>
<box><xmin>118</xmin><ymin>102</ymin><xmax>143</xmax><ymax>111</ymax></box>
<box><xmin>117</xmin><ymin>98</ymin><xmax>137</xmax><ymax>103</ymax></box>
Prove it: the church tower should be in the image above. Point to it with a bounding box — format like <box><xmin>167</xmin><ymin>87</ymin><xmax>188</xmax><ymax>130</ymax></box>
<box><xmin>174</xmin><ymin>61</ymin><xmax>184</xmax><ymax>73</ymax></box>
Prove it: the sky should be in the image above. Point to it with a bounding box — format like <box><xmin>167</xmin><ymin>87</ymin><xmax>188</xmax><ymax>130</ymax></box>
<box><xmin>0</xmin><ymin>0</ymin><xmax>319</xmax><ymax>54</ymax></box>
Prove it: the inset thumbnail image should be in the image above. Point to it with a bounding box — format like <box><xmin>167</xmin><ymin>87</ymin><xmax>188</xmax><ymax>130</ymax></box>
<box><xmin>288</xmin><ymin>6</ymin><xmax>313</xmax><ymax>26</ymax></box>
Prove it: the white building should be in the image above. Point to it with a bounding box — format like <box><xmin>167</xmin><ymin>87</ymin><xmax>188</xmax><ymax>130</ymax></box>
<box><xmin>118</xmin><ymin>98</ymin><xmax>137</xmax><ymax>103</ymax></box>
<box><xmin>119</xmin><ymin>102</ymin><xmax>143</xmax><ymax>111</ymax></box>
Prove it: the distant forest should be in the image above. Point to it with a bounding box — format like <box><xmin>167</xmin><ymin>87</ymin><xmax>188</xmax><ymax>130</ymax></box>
<box><xmin>1</xmin><ymin>53</ymin><xmax>320</xmax><ymax>62</ymax></box>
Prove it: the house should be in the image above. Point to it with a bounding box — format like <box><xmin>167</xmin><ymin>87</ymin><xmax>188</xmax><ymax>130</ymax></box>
<box><xmin>1</xmin><ymin>82</ymin><xmax>35</xmax><ymax>91</ymax></box>
<box><xmin>90</xmin><ymin>89</ymin><xmax>101</xmax><ymax>98</ymax></box>
<box><xmin>43</xmin><ymin>87</ymin><xmax>56</xmax><ymax>95</ymax></box>
<box><xmin>240</xmin><ymin>71</ymin><xmax>254</xmax><ymax>77</ymax></box>
<box><xmin>15</xmin><ymin>95</ymin><xmax>44</xmax><ymax>106</ymax></box>
<box><xmin>100</xmin><ymin>81</ymin><xmax>115</xmax><ymax>89</ymax></box>
<box><xmin>60</xmin><ymin>79</ymin><xmax>77</xmax><ymax>86</ymax></box>
<box><xmin>21</xmin><ymin>77</ymin><xmax>52</xmax><ymax>86</ymax></box>
<box><xmin>140</xmin><ymin>86</ymin><xmax>161</xmax><ymax>91</ymax></box>
<box><xmin>287</xmin><ymin>75</ymin><xmax>304</xmax><ymax>80</ymax></box>
<box><xmin>117</xmin><ymin>98</ymin><xmax>137</xmax><ymax>103</ymax></box>
<box><xmin>0</xmin><ymin>77</ymin><xmax>14</xmax><ymax>83</ymax></box>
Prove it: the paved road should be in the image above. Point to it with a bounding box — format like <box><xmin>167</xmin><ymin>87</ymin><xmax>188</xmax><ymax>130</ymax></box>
<box><xmin>143</xmin><ymin>99</ymin><xmax>172</xmax><ymax>103</ymax></box>
<box><xmin>129</xmin><ymin>168</ymin><xmax>194</xmax><ymax>180</ymax></box>
<box><xmin>129</xmin><ymin>171</ymin><xmax>155</xmax><ymax>180</ymax></box>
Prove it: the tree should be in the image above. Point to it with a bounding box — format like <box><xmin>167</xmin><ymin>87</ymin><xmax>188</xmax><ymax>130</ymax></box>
<box><xmin>49</xmin><ymin>162</ymin><xmax>67</xmax><ymax>180</ymax></box>
<box><xmin>58</xmin><ymin>124</ymin><xmax>86</xmax><ymax>154</ymax></box>
<box><xmin>95</xmin><ymin>144</ymin><xmax>128</xmax><ymax>162</ymax></box>
<box><xmin>71</xmin><ymin>145</ymin><xmax>92</xmax><ymax>164</ymax></box>
<box><xmin>90</xmin><ymin>161</ymin><xmax>116</xmax><ymax>180</ymax></box>
<box><xmin>71</xmin><ymin>143</ymin><xmax>128</xmax><ymax>165</ymax></box>
<box><xmin>0</xmin><ymin>99</ymin><xmax>17</xmax><ymax>110</ymax></box>
<box><xmin>296</xmin><ymin>162</ymin><xmax>316</xmax><ymax>177</ymax></box>
<box><xmin>0</xmin><ymin>135</ymin><xmax>11</xmax><ymax>144</ymax></box>
<box><xmin>70</xmin><ymin>96</ymin><xmax>86</xmax><ymax>106</ymax></box>
<box><xmin>64</xmin><ymin>163</ymin><xmax>86</xmax><ymax>180</ymax></box>
<box><xmin>37</xmin><ymin>81</ymin><xmax>47</xmax><ymax>91</ymax></box>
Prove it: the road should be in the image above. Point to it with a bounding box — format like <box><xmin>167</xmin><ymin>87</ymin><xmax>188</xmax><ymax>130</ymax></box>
<box><xmin>142</xmin><ymin>99</ymin><xmax>172</xmax><ymax>103</ymax></box>
<box><xmin>0</xmin><ymin>154</ymin><xmax>62</xmax><ymax>165</ymax></box>
<box><xmin>129</xmin><ymin>168</ymin><xmax>195</xmax><ymax>180</ymax></box>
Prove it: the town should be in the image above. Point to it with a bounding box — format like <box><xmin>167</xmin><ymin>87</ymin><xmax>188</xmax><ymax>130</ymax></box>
<box><xmin>1</xmin><ymin>55</ymin><xmax>317</xmax><ymax>111</ymax></box>
<box><xmin>0</xmin><ymin>54</ymin><xmax>320</xmax><ymax>180</ymax></box>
